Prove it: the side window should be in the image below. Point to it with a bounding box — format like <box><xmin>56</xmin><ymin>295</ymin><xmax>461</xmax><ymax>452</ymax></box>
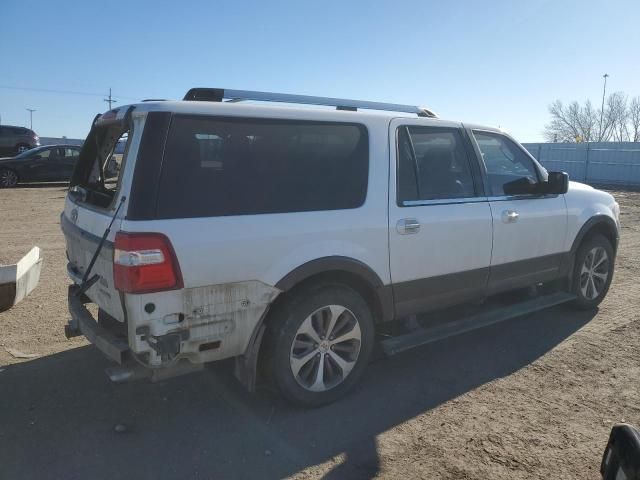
<box><xmin>37</xmin><ymin>149</ymin><xmax>51</xmax><ymax>160</ymax></box>
<box><xmin>64</xmin><ymin>148</ymin><xmax>80</xmax><ymax>158</ymax></box>
<box><xmin>397</xmin><ymin>126</ymin><xmax>476</xmax><ymax>203</ymax></box>
<box><xmin>156</xmin><ymin>116</ymin><xmax>369</xmax><ymax>218</ymax></box>
<box><xmin>472</xmin><ymin>131</ymin><xmax>539</xmax><ymax>196</ymax></box>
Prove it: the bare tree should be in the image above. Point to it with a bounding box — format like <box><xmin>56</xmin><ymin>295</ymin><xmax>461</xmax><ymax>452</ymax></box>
<box><xmin>630</xmin><ymin>96</ymin><xmax>640</xmax><ymax>142</ymax></box>
<box><xmin>544</xmin><ymin>100</ymin><xmax>598</xmax><ymax>142</ymax></box>
<box><xmin>545</xmin><ymin>92</ymin><xmax>638</xmax><ymax>142</ymax></box>
<box><xmin>600</xmin><ymin>92</ymin><xmax>628</xmax><ymax>142</ymax></box>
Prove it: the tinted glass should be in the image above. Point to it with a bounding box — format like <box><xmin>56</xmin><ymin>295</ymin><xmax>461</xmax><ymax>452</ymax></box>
<box><xmin>36</xmin><ymin>149</ymin><xmax>51</xmax><ymax>159</ymax></box>
<box><xmin>397</xmin><ymin>126</ymin><xmax>475</xmax><ymax>203</ymax></box>
<box><xmin>473</xmin><ymin>131</ymin><xmax>539</xmax><ymax>196</ymax></box>
<box><xmin>156</xmin><ymin>116</ymin><xmax>369</xmax><ymax>218</ymax></box>
<box><xmin>64</xmin><ymin>148</ymin><xmax>80</xmax><ymax>157</ymax></box>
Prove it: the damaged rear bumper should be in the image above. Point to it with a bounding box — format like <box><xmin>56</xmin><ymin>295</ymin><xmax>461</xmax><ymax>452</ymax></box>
<box><xmin>66</xmin><ymin>285</ymin><xmax>203</xmax><ymax>382</ymax></box>
<box><xmin>65</xmin><ymin>285</ymin><xmax>130</xmax><ymax>364</ymax></box>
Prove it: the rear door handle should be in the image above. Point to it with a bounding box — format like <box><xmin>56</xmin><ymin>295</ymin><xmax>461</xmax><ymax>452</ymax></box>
<box><xmin>397</xmin><ymin>218</ymin><xmax>421</xmax><ymax>234</ymax></box>
<box><xmin>502</xmin><ymin>210</ymin><xmax>519</xmax><ymax>223</ymax></box>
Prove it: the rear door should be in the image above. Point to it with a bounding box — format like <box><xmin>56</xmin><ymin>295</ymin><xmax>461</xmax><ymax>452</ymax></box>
<box><xmin>469</xmin><ymin>129</ymin><xmax>567</xmax><ymax>292</ymax></box>
<box><xmin>58</xmin><ymin>147</ymin><xmax>80</xmax><ymax>179</ymax></box>
<box><xmin>388</xmin><ymin>119</ymin><xmax>493</xmax><ymax>317</ymax></box>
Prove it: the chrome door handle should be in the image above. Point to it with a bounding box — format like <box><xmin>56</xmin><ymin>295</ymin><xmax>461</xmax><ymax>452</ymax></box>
<box><xmin>502</xmin><ymin>210</ymin><xmax>519</xmax><ymax>223</ymax></box>
<box><xmin>397</xmin><ymin>218</ymin><xmax>421</xmax><ymax>234</ymax></box>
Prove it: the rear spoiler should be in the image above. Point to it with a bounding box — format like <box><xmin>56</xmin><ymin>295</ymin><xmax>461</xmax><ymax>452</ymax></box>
<box><xmin>95</xmin><ymin>105</ymin><xmax>135</xmax><ymax>128</ymax></box>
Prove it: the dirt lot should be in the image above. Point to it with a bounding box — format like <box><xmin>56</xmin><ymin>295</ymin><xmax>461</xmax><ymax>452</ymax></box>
<box><xmin>1</xmin><ymin>185</ymin><xmax>639</xmax><ymax>480</ymax></box>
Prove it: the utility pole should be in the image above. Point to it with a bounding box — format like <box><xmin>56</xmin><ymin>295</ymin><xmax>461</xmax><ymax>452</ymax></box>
<box><xmin>104</xmin><ymin>88</ymin><xmax>117</xmax><ymax>110</ymax></box>
<box><xmin>598</xmin><ymin>73</ymin><xmax>609</xmax><ymax>142</ymax></box>
<box><xmin>26</xmin><ymin>108</ymin><xmax>36</xmax><ymax>130</ymax></box>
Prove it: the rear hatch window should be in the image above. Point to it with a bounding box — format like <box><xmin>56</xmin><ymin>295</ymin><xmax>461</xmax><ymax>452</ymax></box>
<box><xmin>69</xmin><ymin>108</ymin><xmax>133</xmax><ymax>209</ymax></box>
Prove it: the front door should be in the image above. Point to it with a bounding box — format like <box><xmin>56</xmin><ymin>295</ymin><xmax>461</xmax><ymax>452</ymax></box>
<box><xmin>388</xmin><ymin>119</ymin><xmax>493</xmax><ymax>317</ymax></box>
<box><xmin>470</xmin><ymin>129</ymin><xmax>567</xmax><ymax>293</ymax></box>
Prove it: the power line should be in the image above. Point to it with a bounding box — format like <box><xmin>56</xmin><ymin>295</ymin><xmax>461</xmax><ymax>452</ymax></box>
<box><xmin>0</xmin><ymin>85</ymin><xmax>140</xmax><ymax>101</ymax></box>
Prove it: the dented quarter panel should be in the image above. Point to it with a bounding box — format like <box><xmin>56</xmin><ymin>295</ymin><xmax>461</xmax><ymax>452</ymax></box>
<box><xmin>124</xmin><ymin>280</ymin><xmax>281</xmax><ymax>366</ymax></box>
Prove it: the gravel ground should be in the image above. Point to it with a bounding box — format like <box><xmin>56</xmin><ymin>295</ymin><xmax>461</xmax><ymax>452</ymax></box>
<box><xmin>0</xmin><ymin>185</ymin><xmax>639</xmax><ymax>479</ymax></box>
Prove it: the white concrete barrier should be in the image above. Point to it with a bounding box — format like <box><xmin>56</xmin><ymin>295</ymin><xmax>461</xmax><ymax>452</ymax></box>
<box><xmin>0</xmin><ymin>247</ymin><xmax>43</xmax><ymax>312</ymax></box>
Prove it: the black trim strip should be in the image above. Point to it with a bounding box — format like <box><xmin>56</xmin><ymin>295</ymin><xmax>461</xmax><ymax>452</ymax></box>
<box><xmin>487</xmin><ymin>253</ymin><xmax>568</xmax><ymax>293</ymax></box>
<box><xmin>127</xmin><ymin>111</ymin><xmax>172</xmax><ymax>221</ymax></box>
<box><xmin>393</xmin><ymin>267</ymin><xmax>490</xmax><ymax>318</ymax></box>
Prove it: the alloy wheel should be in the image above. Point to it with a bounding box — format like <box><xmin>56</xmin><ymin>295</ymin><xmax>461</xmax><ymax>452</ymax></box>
<box><xmin>0</xmin><ymin>169</ymin><xmax>18</xmax><ymax>187</ymax></box>
<box><xmin>289</xmin><ymin>305</ymin><xmax>362</xmax><ymax>392</ymax></box>
<box><xmin>579</xmin><ymin>246</ymin><xmax>609</xmax><ymax>300</ymax></box>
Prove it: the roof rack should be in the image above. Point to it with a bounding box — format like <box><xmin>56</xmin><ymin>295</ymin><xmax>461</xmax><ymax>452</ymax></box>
<box><xmin>182</xmin><ymin>88</ymin><xmax>438</xmax><ymax>118</ymax></box>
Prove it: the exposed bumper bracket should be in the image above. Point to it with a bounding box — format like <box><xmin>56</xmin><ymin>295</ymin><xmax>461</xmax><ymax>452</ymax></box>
<box><xmin>66</xmin><ymin>285</ymin><xmax>130</xmax><ymax>364</ymax></box>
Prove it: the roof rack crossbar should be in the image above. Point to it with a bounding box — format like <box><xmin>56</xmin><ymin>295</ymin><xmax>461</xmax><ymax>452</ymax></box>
<box><xmin>182</xmin><ymin>88</ymin><xmax>438</xmax><ymax>118</ymax></box>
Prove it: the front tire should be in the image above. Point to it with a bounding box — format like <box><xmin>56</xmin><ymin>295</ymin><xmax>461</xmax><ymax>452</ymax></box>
<box><xmin>267</xmin><ymin>283</ymin><xmax>374</xmax><ymax>407</ymax></box>
<box><xmin>0</xmin><ymin>168</ymin><xmax>18</xmax><ymax>188</ymax></box>
<box><xmin>571</xmin><ymin>234</ymin><xmax>615</xmax><ymax>310</ymax></box>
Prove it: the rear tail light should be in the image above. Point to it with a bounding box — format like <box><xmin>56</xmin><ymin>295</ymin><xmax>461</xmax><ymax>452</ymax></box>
<box><xmin>113</xmin><ymin>232</ymin><xmax>183</xmax><ymax>293</ymax></box>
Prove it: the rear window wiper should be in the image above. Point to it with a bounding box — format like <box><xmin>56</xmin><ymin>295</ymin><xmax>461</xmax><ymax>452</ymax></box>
<box><xmin>75</xmin><ymin>196</ymin><xmax>126</xmax><ymax>297</ymax></box>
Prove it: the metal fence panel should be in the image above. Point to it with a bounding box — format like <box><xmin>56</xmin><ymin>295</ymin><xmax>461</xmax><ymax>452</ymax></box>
<box><xmin>522</xmin><ymin>142</ymin><xmax>640</xmax><ymax>186</ymax></box>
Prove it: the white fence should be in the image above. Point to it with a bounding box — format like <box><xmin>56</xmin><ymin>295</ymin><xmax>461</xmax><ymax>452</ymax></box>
<box><xmin>522</xmin><ymin>142</ymin><xmax>640</xmax><ymax>186</ymax></box>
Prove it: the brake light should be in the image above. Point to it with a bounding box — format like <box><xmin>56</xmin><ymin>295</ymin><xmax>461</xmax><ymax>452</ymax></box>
<box><xmin>113</xmin><ymin>232</ymin><xmax>183</xmax><ymax>293</ymax></box>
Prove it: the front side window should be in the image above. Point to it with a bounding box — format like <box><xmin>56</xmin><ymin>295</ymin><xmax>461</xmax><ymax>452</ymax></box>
<box><xmin>397</xmin><ymin>126</ymin><xmax>476</xmax><ymax>203</ymax></box>
<box><xmin>472</xmin><ymin>131</ymin><xmax>539</xmax><ymax>196</ymax></box>
<box><xmin>36</xmin><ymin>148</ymin><xmax>51</xmax><ymax>160</ymax></box>
<box><xmin>156</xmin><ymin>116</ymin><xmax>369</xmax><ymax>218</ymax></box>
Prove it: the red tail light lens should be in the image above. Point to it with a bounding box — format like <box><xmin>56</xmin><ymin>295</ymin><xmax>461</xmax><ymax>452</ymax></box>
<box><xmin>113</xmin><ymin>232</ymin><xmax>183</xmax><ymax>293</ymax></box>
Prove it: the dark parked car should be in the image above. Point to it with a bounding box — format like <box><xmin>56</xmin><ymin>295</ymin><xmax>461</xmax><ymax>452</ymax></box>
<box><xmin>0</xmin><ymin>145</ymin><xmax>81</xmax><ymax>187</ymax></box>
<box><xmin>0</xmin><ymin>125</ymin><xmax>40</xmax><ymax>156</ymax></box>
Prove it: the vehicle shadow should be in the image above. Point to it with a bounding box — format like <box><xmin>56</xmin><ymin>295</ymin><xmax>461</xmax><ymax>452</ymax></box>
<box><xmin>0</xmin><ymin>305</ymin><xmax>595</xmax><ymax>480</ymax></box>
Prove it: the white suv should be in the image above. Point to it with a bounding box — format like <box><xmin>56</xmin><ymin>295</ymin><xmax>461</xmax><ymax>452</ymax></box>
<box><xmin>62</xmin><ymin>88</ymin><xmax>620</xmax><ymax>406</ymax></box>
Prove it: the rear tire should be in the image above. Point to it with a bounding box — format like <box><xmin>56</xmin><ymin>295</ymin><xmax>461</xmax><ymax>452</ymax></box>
<box><xmin>0</xmin><ymin>168</ymin><xmax>18</xmax><ymax>188</ymax></box>
<box><xmin>570</xmin><ymin>234</ymin><xmax>614</xmax><ymax>310</ymax></box>
<box><xmin>15</xmin><ymin>143</ymin><xmax>30</xmax><ymax>154</ymax></box>
<box><xmin>266</xmin><ymin>283</ymin><xmax>374</xmax><ymax>407</ymax></box>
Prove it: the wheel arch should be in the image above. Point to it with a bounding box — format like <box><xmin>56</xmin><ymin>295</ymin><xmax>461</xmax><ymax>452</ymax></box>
<box><xmin>565</xmin><ymin>215</ymin><xmax>619</xmax><ymax>289</ymax></box>
<box><xmin>273</xmin><ymin>256</ymin><xmax>394</xmax><ymax>325</ymax></box>
<box><xmin>233</xmin><ymin>256</ymin><xmax>394</xmax><ymax>392</ymax></box>
<box><xmin>570</xmin><ymin>215</ymin><xmax>619</xmax><ymax>255</ymax></box>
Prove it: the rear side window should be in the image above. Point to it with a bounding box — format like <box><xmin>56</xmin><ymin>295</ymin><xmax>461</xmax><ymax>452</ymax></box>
<box><xmin>397</xmin><ymin>126</ymin><xmax>476</xmax><ymax>203</ymax></box>
<box><xmin>156</xmin><ymin>116</ymin><xmax>369</xmax><ymax>218</ymax></box>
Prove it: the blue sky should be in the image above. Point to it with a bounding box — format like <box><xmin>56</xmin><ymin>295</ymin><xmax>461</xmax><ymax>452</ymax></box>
<box><xmin>1</xmin><ymin>0</ymin><xmax>639</xmax><ymax>141</ymax></box>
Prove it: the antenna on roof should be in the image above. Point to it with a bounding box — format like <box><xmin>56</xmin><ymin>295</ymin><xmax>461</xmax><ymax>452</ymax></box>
<box><xmin>182</xmin><ymin>88</ymin><xmax>438</xmax><ymax>118</ymax></box>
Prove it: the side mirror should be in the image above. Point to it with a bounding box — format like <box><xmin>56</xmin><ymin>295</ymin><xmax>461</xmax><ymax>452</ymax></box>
<box><xmin>546</xmin><ymin>171</ymin><xmax>569</xmax><ymax>194</ymax></box>
<box><xmin>503</xmin><ymin>176</ymin><xmax>537</xmax><ymax>195</ymax></box>
<box><xmin>32</xmin><ymin>155</ymin><xmax>42</xmax><ymax>160</ymax></box>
